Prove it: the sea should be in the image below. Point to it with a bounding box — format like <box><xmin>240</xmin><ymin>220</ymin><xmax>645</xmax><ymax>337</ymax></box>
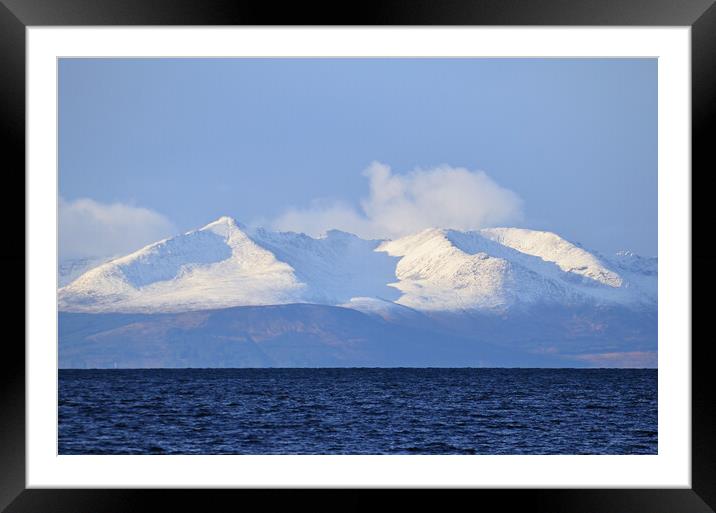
<box><xmin>58</xmin><ymin>368</ymin><xmax>657</xmax><ymax>455</ymax></box>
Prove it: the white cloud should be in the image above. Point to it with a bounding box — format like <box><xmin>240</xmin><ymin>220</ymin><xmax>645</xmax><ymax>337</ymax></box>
<box><xmin>272</xmin><ymin>162</ymin><xmax>523</xmax><ymax>239</ymax></box>
<box><xmin>59</xmin><ymin>198</ymin><xmax>176</xmax><ymax>261</ymax></box>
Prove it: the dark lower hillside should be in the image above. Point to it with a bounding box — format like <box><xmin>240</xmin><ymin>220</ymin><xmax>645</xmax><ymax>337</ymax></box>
<box><xmin>426</xmin><ymin>304</ymin><xmax>658</xmax><ymax>359</ymax></box>
<box><xmin>58</xmin><ymin>303</ymin><xmax>657</xmax><ymax>368</ymax></box>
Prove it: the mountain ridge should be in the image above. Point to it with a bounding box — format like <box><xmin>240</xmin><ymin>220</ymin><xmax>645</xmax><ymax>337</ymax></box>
<box><xmin>58</xmin><ymin>216</ymin><xmax>657</xmax><ymax>314</ymax></box>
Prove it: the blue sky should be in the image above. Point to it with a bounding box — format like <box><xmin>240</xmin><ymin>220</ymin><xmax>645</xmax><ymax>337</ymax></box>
<box><xmin>59</xmin><ymin>58</ymin><xmax>657</xmax><ymax>259</ymax></box>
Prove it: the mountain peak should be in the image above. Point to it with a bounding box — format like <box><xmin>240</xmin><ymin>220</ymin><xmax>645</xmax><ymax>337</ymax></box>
<box><xmin>201</xmin><ymin>215</ymin><xmax>239</xmax><ymax>228</ymax></box>
<box><xmin>199</xmin><ymin>216</ymin><xmax>244</xmax><ymax>237</ymax></box>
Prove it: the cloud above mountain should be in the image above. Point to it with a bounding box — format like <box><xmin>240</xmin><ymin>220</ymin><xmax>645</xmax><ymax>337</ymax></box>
<box><xmin>271</xmin><ymin>162</ymin><xmax>524</xmax><ymax>239</ymax></box>
<box><xmin>59</xmin><ymin>197</ymin><xmax>176</xmax><ymax>261</ymax></box>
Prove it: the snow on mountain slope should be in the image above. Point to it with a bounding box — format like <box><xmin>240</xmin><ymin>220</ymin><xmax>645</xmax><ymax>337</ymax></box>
<box><xmin>58</xmin><ymin>216</ymin><xmax>656</xmax><ymax>314</ymax></box>
<box><xmin>59</xmin><ymin>217</ymin><xmax>398</xmax><ymax>313</ymax></box>
<box><xmin>378</xmin><ymin>228</ymin><xmax>565</xmax><ymax>311</ymax></box>
<box><xmin>377</xmin><ymin>228</ymin><xmax>656</xmax><ymax>311</ymax></box>
<box><xmin>250</xmin><ymin>228</ymin><xmax>400</xmax><ymax>303</ymax></box>
<box><xmin>478</xmin><ymin>228</ymin><xmax>622</xmax><ymax>287</ymax></box>
<box><xmin>339</xmin><ymin>296</ymin><xmax>428</xmax><ymax>324</ymax></box>
<box><xmin>606</xmin><ymin>250</ymin><xmax>658</xmax><ymax>302</ymax></box>
<box><xmin>59</xmin><ymin>256</ymin><xmax>114</xmax><ymax>287</ymax></box>
<box><xmin>59</xmin><ymin>217</ymin><xmax>303</xmax><ymax>312</ymax></box>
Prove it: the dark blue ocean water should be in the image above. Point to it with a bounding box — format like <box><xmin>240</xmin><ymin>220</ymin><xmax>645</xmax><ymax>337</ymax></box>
<box><xmin>58</xmin><ymin>368</ymin><xmax>657</xmax><ymax>455</ymax></box>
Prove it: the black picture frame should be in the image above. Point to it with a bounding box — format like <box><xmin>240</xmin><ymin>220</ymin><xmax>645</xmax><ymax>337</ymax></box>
<box><xmin>3</xmin><ymin>1</ymin><xmax>714</xmax><ymax>511</ymax></box>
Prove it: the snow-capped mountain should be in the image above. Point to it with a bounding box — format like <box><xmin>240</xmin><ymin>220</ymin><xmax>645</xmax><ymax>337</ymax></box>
<box><xmin>378</xmin><ymin>228</ymin><xmax>655</xmax><ymax>311</ymax></box>
<box><xmin>58</xmin><ymin>216</ymin><xmax>657</xmax><ymax>314</ymax></box>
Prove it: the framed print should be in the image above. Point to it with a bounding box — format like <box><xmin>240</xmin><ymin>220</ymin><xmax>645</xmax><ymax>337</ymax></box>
<box><xmin>3</xmin><ymin>0</ymin><xmax>715</xmax><ymax>511</ymax></box>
